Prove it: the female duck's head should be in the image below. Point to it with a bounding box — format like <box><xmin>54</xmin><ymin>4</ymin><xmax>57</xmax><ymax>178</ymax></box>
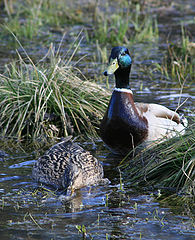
<box><xmin>103</xmin><ymin>46</ymin><xmax>132</xmax><ymax>89</ymax></box>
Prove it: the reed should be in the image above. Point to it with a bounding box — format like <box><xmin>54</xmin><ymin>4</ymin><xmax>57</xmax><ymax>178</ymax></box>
<box><xmin>121</xmin><ymin>120</ymin><xmax>195</xmax><ymax>195</ymax></box>
<box><xmin>154</xmin><ymin>25</ymin><xmax>195</xmax><ymax>81</ymax></box>
<box><xmin>0</xmin><ymin>0</ymin><xmax>83</xmax><ymax>41</ymax></box>
<box><xmin>0</xmin><ymin>39</ymin><xmax>109</xmax><ymax>140</ymax></box>
<box><xmin>87</xmin><ymin>3</ymin><xmax>159</xmax><ymax>46</ymax></box>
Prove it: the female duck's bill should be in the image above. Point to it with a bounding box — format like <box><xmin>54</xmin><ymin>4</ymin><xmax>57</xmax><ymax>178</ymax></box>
<box><xmin>100</xmin><ymin>46</ymin><xmax>187</xmax><ymax>156</ymax></box>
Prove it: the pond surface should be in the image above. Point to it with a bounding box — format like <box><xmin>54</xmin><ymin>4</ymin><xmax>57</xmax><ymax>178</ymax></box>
<box><xmin>0</xmin><ymin>0</ymin><xmax>195</xmax><ymax>239</ymax></box>
<box><xmin>0</xmin><ymin>140</ymin><xmax>194</xmax><ymax>240</ymax></box>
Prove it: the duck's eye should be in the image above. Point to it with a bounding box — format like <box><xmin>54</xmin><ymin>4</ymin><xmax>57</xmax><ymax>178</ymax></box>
<box><xmin>121</xmin><ymin>52</ymin><xmax>126</xmax><ymax>56</ymax></box>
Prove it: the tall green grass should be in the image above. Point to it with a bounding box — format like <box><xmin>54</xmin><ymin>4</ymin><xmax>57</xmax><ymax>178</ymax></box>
<box><xmin>121</xmin><ymin>120</ymin><xmax>195</xmax><ymax>195</ymax></box>
<box><xmin>87</xmin><ymin>3</ymin><xmax>159</xmax><ymax>46</ymax></box>
<box><xmin>1</xmin><ymin>0</ymin><xmax>83</xmax><ymax>41</ymax></box>
<box><xmin>154</xmin><ymin>25</ymin><xmax>195</xmax><ymax>81</ymax></box>
<box><xmin>0</xmin><ymin>40</ymin><xmax>109</xmax><ymax>140</ymax></box>
<box><xmin>1</xmin><ymin>0</ymin><xmax>159</xmax><ymax>64</ymax></box>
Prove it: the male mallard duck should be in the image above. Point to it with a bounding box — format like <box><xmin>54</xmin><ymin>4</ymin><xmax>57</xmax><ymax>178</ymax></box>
<box><xmin>32</xmin><ymin>137</ymin><xmax>109</xmax><ymax>192</ymax></box>
<box><xmin>100</xmin><ymin>46</ymin><xmax>187</xmax><ymax>155</ymax></box>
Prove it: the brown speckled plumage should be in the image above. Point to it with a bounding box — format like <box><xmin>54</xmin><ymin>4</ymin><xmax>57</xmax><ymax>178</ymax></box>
<box><xmin>32</xmin><ymin>137</ymin><xmax>108</xmax><ymax>191</ymax></box>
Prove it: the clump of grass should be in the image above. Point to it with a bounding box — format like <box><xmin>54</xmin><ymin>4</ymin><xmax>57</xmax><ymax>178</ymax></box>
<box><xmin>1</xmin><ymin>0</ymin><xmax>83</xmax><ymax>42</ymax></box>
<box><xmin>87</xmin><ymin>3</ymin><xmax>159</xmax><ymax>46</ymax></box>
<box><xmin>3</xmin><ymin>15</ymin><xmax>41</xmax><ymax>40</ymax></box>
<box><xmin>2</xmin><ymin>0</ymin><xmax>15</xmax><ymax>16</ymax></box>
<box><xmin>157</xmin><ymin>192</ymin><xmax>195</xmax><ymax>227</ymax></box>
<box><xmin>121</xmin><ymin>120</ymin><xmax>195</xmax><ymax>195</ymax></box>
<box><xmin>154</xmin><ymin>25</ymin><xmax>195</xmax><ymax>81</ymax></box>
<box><xmin>36</xmin><ymin>0</ymin><xmax>83</xmax><ymax>27</ymax></box>
<box><xmin>92</xmin><ymin>11</ymin><xmax>129</xmax><ymax>46</ymax></box>
<box><xmin>0</xmin><ymin>38</ymin><xmax>109</xmax><ymax>140</ymax></box>
<box><xmin>129</xmin><ymin>4</ymin><xmax>159</xmax><ymax>43</ymax></box>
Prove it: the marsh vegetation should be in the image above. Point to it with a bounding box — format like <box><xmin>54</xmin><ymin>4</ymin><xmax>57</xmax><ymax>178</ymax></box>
<box><xmin>0</xmin><ymin>0</ymin><xmax>194</xmax><ymax>239</ymax></box>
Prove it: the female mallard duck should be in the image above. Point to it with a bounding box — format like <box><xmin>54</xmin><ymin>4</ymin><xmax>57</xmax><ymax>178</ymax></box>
<box><xmin>32</xmin><ymin>137</ymin><xmax>109</xmax><ymax>192</ymax></box>
<box><xmin>100</xmin><ymin>46</ymin><xmax>187</xmax><ymax>155</ymax></box>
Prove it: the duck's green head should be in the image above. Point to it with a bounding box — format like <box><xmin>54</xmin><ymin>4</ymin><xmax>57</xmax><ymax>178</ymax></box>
<box><xmin>103</xmin><ymin>46</ymin><xmax>132</xmax><ymax>76</ymax></box>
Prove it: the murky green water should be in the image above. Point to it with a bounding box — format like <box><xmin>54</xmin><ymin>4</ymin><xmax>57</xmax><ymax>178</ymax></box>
<box><xmin>0</xmin><ymin>0</ymin><xmax>195</xmax><ymax>239</ymax></box>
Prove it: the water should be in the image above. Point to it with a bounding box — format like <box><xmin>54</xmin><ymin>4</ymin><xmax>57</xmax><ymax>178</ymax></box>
<box><xmin>0</xmin><ymin>0</ymin><xmax>195</xmax><ymax>239</ymax></box>
<box><xmin>0</xmin><ymin>141</ymin><xmax>194</xmax><ymax>240</ymax></box>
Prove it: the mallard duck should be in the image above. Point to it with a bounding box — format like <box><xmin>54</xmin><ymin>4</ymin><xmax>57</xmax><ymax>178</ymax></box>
<box><xmin>32</xmin><ymin>136</ymin><xmax>109</xmax><ymax>192</ymax></box>
<box><xmin>100</xmin><ymin>46</ymin><xmax>187</xmax><ymax>155</ymax></box>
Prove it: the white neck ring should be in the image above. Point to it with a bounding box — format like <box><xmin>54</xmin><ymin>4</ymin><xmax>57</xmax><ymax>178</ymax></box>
<box><xmin>113</xmin><ymin>88</ymin><xmax>133</xmax><ymax>94</ymax></box>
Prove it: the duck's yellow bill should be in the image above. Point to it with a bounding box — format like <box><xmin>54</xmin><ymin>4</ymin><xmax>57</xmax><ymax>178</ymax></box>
<box><xmin>104</xmin><ymin>58</ymin><xmax>119</xmax><ymax>76</ymax></box>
